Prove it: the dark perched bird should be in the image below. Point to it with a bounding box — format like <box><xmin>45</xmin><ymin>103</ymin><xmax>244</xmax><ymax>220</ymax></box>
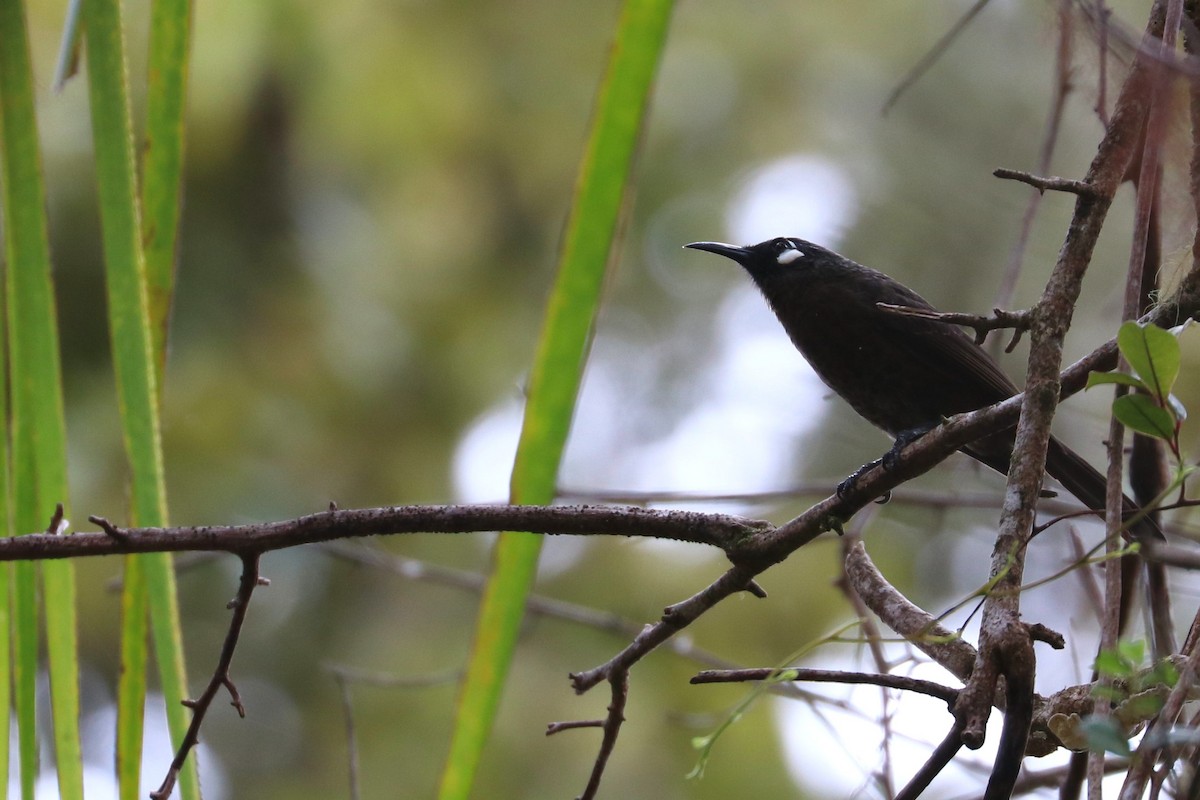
<box><xmin>686</xmin><ymin>236</ymin><xmax>1174</xmax><ymax>653</ymax></box>
<box><xmin>684</xmin><ymin>237</ymin><xmax>1160</xmax><ymax>539</ymax></box>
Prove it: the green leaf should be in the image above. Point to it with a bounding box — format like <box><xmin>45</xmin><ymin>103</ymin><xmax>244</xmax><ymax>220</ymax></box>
<box><xmin>1118</xmin><ymin>691</ymin><xmax>1164</xmax><ymax>720</ymax></box>
<box><xmin>1085</xmin><ymin>371</ymin><xmax>1147</xmax><ymax>391</ymax></box>
<box><xmin>83</xmin><ymin>2</ymin><xmax>197</xmax><ymax>799</ymax></box>
<box><xmin>1113</xmin><ymin>394</ymin><xmax>1175</xmax><ymax>440</ymax></box>
<box><xmin>1117</xmin><ymin>639</ymin><xmax>1145</xmax><ymax>665</ymax></box>
<box><xmin>1094</xmin><ymin>648</ymin><xmax>1135</xmax><ymax>678</ymax></box>
<box><xmin>1117</xmin><ymin>321</ymin><xmax>1180</xmax><ymax>399</ymax></box>
<box><xmin>1080</xmin><ymin>716</ymin><xmax>1132</xmax><ymax>757</ymax></box>
<box><xmin>436</xmin><ymin>2</ymin><xmax>674</xmax><ymax>798</ymax></box>
<box><xmin>1</xmin><ymin>1</ymin><xmax>79</xmax><ymax>796</ymax></box>
<box><xmin>125</xmin><ymin>1</ymin><xmax>197</xmax><ymax>797</ymax></box>
<box><xmin>1090</xmin><ymin>684</ymin><xmax>1126</xmax><ymax>702</ymax></box>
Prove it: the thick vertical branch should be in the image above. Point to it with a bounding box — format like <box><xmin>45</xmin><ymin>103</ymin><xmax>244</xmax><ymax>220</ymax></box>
<box><xmin>955</xmin><ymin>3</ymin><xmax>1169</xmax><ymax>794</ymax></box>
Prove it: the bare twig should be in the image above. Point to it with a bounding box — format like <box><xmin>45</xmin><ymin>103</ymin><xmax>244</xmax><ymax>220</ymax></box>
<box><xmin>690</xmin><ymin>667</ymin><xmax>959</xmax><ymax>704</ymax></box>
<box><xmin>895</xmin><ymin>724</ymin><xmax>965</xmax><ymax>800</ymax></box>
<box><xmin>993</xmin><ymin>167</ymin><xmax>1097</xmax><ymax>196</ymax></box>
<box><xmin>332</xmin><ymin>672</ymin><xmax>362</xmax><ymax>800</ymax></box>
<box><xmin>45</xmin><ymin>503</ymin><xmax>67</xmax><ymax>535</ymax></box>
<box><xmin>883</xmin><ymin>0</ymin><xmax>992</xmax><ymax>114</ymax></box>
<box><xmin>545</xmin><ymin>719</ymin><xmax>604</xmax><ymax>734</ymax></box>
<box><xmin>578</xmin><ymin>672</ymin><xmax>629</xmax><ymax>800</ymax></box>
<box><xmin>875</xmin><ymin>302</ymin><xmax>1031</xmax><ymax>349</ymax></box>
<box><xmin>992</xmin><ymin>1</ymin><xmax>1076</xmax><ymax>319</ymax></box>
<box><xmin>151</xmin><ymin>553</ymin><xmax>264</xmax><ymax>800</ymax></box>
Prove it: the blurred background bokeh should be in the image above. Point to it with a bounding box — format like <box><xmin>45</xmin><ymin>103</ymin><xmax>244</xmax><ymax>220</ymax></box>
<box><xmin>16</xmin><ymin>0</ymin><xmax>1200</xmax><ymax>797</ymax></box>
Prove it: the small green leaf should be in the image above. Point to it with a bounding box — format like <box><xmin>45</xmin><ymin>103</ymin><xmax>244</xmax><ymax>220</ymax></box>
<box><xmin>1094</xmin><ymin>649</ymin><xmax>1134</xmax><ymax>678</ymax></box>
<box><xmin>1117</xmin><ymin>321</ymin><xmax>1180</xmax><ymax>399</ymax></box>
<box><xmin>1090</xmin><ymin>685</ymin><xmax>1126</xmax><ymax>702</ymax></box>
<box><xmin>1118</xmin><ymin>691</ymin><xmax>1165</xmax><ymax>720</ymax></box>
<box><xmin>1117</xmin><ymin>639</ymin><xmax>1145</xmax><ymax>665</ymax></box>
<box><xmin>1113</xmin><ymin>394</ymin><xmax>1175</xmax><ymax>440</ymax></box>
<box><xmin>1086</xmin><ymin>371</ymin><xmax>1147</xmax><ymax>391</ymax></box>
<box><xmin>1080</xmin><ymin>716</ymin><xmax>1133</xmax><ymax>757</ymax></box>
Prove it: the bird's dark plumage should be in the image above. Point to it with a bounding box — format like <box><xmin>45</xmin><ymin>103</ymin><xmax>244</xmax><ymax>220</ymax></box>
<box><xmin>687</xmin><ymin>235</ymin><xmax>1174</xmax><ymax>657</ymax></box>
<box><xmin>685</xmin><ymin>237</ymin><xmax>1158</xmax><ymax>539</ymax></box>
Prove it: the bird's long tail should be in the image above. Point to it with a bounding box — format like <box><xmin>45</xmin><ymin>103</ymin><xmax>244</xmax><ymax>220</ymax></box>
<box><xmin>1045</xmin><ymin>437</ymin><xmax>1175</xmax><ymax>657</ymax></box>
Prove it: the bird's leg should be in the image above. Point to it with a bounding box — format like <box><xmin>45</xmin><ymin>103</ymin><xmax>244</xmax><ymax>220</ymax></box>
<box><xmin>836</xmin><ymin>423</ymin><xmax>937</xmax><ymax>501</ymax></box>
<box><xmin>882</xmin><ymin>424</ymin><xmax>937</xmax><ymax>470</ymax></box>
<box><xmin>836</xmin><ymin>457</ymin><xmax>884</xmax><ymax>499</ymax></box>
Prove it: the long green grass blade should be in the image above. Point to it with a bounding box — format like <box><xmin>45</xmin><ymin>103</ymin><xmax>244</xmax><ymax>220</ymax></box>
<box><xmin>0</xmin><ymin>1</ymin><xmax>80</xmax><ymax>797</ymax></box>
<box><xmin>116</xmin><ymin>555</ymin><xmax>148</xmax><ymax>800</ymax></box>
<box><xmin>437</xmin><ymin>1</ymin><xmax>674</xmax><ymax>796</ymax></box>
<box><xmin>117</xmin><ymin>1</ymin><xmax>197</xmax><ymax>797</ymax></box>
<box><xmin>141</xmin><ymin>0</ymin><xmax>189</xmax><ymax>355</ymax></box>
<box><xmin>83</xmin><ymin>2</ymin><xmax>192</xmax><ymax>799</ymax></box>
<box><xmin>11</xmin><ymin>564</ymin><xmax>35</xmax><ymax>800</ymax></box>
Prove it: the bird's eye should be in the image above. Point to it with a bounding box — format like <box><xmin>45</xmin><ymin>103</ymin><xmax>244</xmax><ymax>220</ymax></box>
<box><xmin>773</xmin><ymin>239</ymin><xmax>805</xmax><ymax>265</ymax></box>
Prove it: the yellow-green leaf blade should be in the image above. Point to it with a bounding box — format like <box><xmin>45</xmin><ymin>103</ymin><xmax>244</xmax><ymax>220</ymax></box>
<box><xmin>1113</xmin><ymin>394</ymin><xmax>1175</xmax><ymax>440</ymax></box>
<box><xmin>1117</xmin><ymin>320</ymin><xmax>1180</xmax><ymax>399</ymax></box>
<box><xmin>83</xmin><ymin>0</ymin><xmax>197</xmax><ymax>798</ymax></box>
<box><xmin>0</xmin><ymin>1</ymin><xmax>78</xmax><ymax>796</ymax></box>
<box><xmin>125</xmin><ymin>0</ymin><xmax>197</xmax><ymax>797</ymax></box>
<box><xmin>437</xmin><ymin>1</ymin><xmax>674</xmax><ymax>797</ymax></box>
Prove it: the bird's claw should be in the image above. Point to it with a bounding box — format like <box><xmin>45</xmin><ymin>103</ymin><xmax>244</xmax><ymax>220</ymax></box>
<box><xmin>837</xmin><ymin>457</ymin><xmax>885</xmax><ymax>501</ymax></box>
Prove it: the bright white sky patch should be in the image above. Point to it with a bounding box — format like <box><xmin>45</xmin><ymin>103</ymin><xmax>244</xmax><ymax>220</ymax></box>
<box><xmin>452</xmin><ymin>398</ymin><xmax>522</xmax><ymax>504</ymax></box>
<box><xmin>727</xmin><ymin>155</ymin><xmax>856</xmax><ymax>246</ymax></box>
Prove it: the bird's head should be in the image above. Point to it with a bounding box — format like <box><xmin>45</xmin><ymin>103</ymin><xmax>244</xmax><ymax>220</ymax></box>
<box><xmin>684</xmin><ymin>237</ymin><xmax>827</xmax><ymax>277</ymax></box>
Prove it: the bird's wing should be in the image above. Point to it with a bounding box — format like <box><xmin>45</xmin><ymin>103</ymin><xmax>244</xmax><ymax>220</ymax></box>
<box><xmin>869</xmin><ymin>279</ymin><xmax>1018</xmax><ymax>392</ymax></box>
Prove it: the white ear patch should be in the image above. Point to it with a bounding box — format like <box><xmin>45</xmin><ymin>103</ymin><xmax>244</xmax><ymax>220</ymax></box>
<box><xmin>776</xmin><ymin>247</ymin><xmax>805</xmax><ymax>265</ymax></box>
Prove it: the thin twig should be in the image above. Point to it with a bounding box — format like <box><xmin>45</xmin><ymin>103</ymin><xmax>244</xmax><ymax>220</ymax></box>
<box><xmin>883</xmin><ymin>0</ymin><xmax>992</xmax><ymax>114</ymax></box>
<box><xmin>332</xmin><ymin>673</ymin><xmax>361</xmax><ymax>800</ymax></box>
<box><xmin>895</xmin><ymin>724</ymin><xmax>965</xmax><ymax>800</ymax></box>
<box><xmin>993</xmin><ymin>2</ymin><xmax>1075</xmax><ymax>320</ymax></box>
<box><xmin>875</xmin><ymin>302</ymin><xmax>1031</xmax><ymax>348</ymax></box>
<box><xmin>993</xmin><ymin>167</ymin><xmax>1097</xmax><ymax>196</ymax></box>
<box><xmin>546</xmin><ymin>719</ymin><xmax>604</xmax><ymax>735</ymax></box>
<box><xmin>578</xmin><ymin>672</ymin><xmax>629</xmax><ymax>800</ymax></box>
<box><xmin>690</xmin><ymin>667</ymin><xmax>959</xmax><ymax>704</ymax></box>
<box><xmin>151</xmin><ymin>552</ymin><xmax>264</xmax><ymax>800</ymax></box>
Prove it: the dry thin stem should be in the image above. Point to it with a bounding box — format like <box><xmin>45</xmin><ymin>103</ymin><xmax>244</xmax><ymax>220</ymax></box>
<box><xmin>690</xmin><ymin>667</ymin><xmax>959</xmax><ymax>704</ymax></box>
<box><xmin>577</xmin><ymin>672</ymin><xmax>628</xmax><ymax>800</ymax></box>
<box><xmin>992</xmin><ymin>1</ymin><xmax>1076</xmax><ymax>318</ymax></box>
<box><xmin>993</xmin><ymin>167</ymin><xmax>1097</xmax><ymax>196</ymax></box>
<box><xmin>331</xmin><ymin>673</ymin><xmax>362</xmax><ymax>800</ymax></box>
<box><xmin>876</xmin><ymin>302</ymin><xmax>1031</xmax><ymax>350</ymax></box>
<box><xmin>882</xmin><ymin>0</ymin><xmax>992</xmax><ymax>114</ymax></box>
<box><xmin>151</xmin><ymin>553</ymin><xmax>263</xmax><ymax>800</ymax></box>
<box><xmin>895</xmin><ymin>725</ymin><xmax>966</xmax><ymax>800</ymax></box>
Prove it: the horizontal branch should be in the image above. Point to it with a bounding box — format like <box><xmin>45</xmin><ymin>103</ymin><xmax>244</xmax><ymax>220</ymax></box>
<box><xmin>2</xmin><ymin>296</ymin><xmax>1192</xmax><ymax>570</ymax></box>
<box><xmin>0</xmin><ymin>505</ymin><xmax>769</xmax><ymax>562</ymax></box>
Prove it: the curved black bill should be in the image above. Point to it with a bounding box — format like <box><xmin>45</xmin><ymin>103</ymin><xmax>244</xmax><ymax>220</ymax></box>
<box><xmin>684</xmin><ymin>241</ymin><xmax>751</xmax><ymax>263</ymax></box>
